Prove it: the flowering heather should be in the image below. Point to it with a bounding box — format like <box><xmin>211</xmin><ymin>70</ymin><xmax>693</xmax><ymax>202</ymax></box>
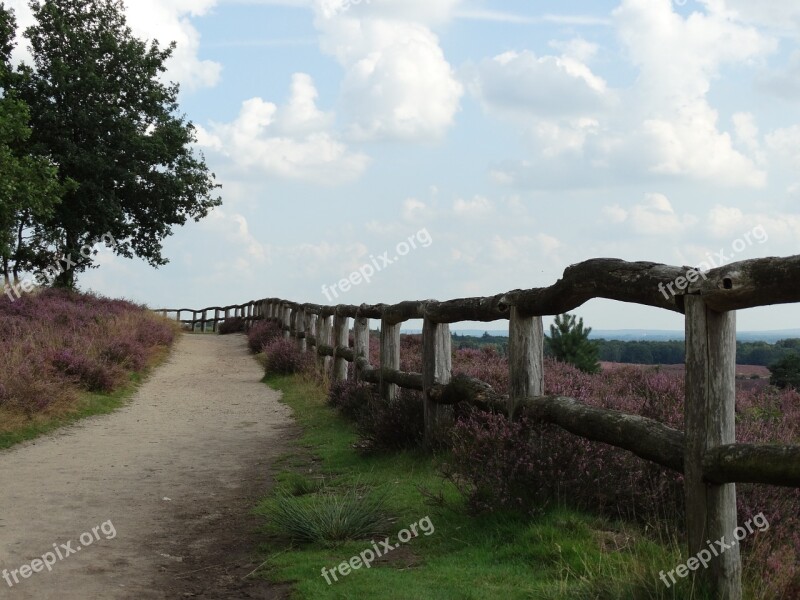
<box><xmin>247</xmin><ymin>320</ymin><xmax>283</xmax><ymax>354</ymax></box>
<box><xmin>0</xmin><ymin>289</ymin><xmax>175</xmax><ymax>416</ymax></box>
<box><xmin>263</xmin><ymin>338</ymin><xmax>312</xmax><ymax>376</ymax></box>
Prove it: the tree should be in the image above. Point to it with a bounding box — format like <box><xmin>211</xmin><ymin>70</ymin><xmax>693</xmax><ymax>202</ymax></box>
<box><xmin>13</xmin><ymin>0</ymin><xmax>220</xmax><ymax>287</ymax></box>
<box><xmin>0</xmin><ymin>3</ymin><xmax>64</xmax><ymax>288</ymax></box>
<box><xmin>769</xmin><ymin>352</ymin><xmax>800</xmax><ymax>390</ymax></box>
<box><xmin>546</xmin><ymin>313</ymin><xmax>600</xmax><ymax>374</ymax></box>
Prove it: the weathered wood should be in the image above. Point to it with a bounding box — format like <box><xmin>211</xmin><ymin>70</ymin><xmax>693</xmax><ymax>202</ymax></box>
<box><xmin>422</xmin><ymin>318</ymin><xmax>452</xmax><ymax>443</ymax></box>
<box><xmin>316</xmin><ymin>316</ymin><xmax>331</xmax><ymax>375</ymax></box>
<box><xmin>354</xmin><ymin>315</ymin><xmax>370</xmax><ymax>379</ymax></box>
<box><xmin>282</xmin><ymin>305</ymin><xmax>291</xmax><ymax>339</ymax></box>
<box><xmin>499</xmin><ymin>259</ymin><xmax>688</xmax><ymax>316</ymax></box>
<box><xmin>307</xmin><ymin>313</ymin><xmax>318</xmax><ymax>350</ymax></box>
<box><xmin>380</xmin><ymin>319</ymin><xmax>401</xmax><ymax>401</ymax></box>
<box><xmin>509</xmin><ymin>308</ymin><xmax>544</xmax><ymax>416</ymax></box>
<box><xmin>524</xmin><ymin>395</ymin><xmax>685</xmax><ymax>473</ymax></box>
<box><xmin>703</xmin><ymin>444</ymin><xmax>800</xmax><ymax>487</ymax></box>
<box><xmin>296</xmin><ymin>308</ymin><xmax>307</xmax><ymax>352</ymax></box>
<box><xmin>423</xmin><ymin>295</ymin><xmax>509</xmax><ymax>323</ymax></box>
<box><xmin>383</xmin><ymin>300</ymin><xmax>426</xmax><ymax>325</ymax></box>
<box><xmin>332</xmin><ymin>314</ymin><xmax>349</xmax><ymax>382</ymax></box>
<box><xmin>428</xmin><ymin>374</ymin><xmax>508</xmax><ymax>412</ymax></box>
<box><xmin>685</xmin><ymin>296</ymin><xmax>741</xmax><ymax>599</ymax></box>
<box><xmin>688</xmin><ymin>255</ymin><xmax>800</xmax><ymax>312</ymax></box>
<box><xmin>362</xmin><ymin>367</ymin><xmax>423</xmax><ymax>391</ymax></box>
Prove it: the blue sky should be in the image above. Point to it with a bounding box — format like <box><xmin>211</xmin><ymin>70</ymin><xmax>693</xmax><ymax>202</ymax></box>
<box><xmin>9</xmin><ymin>0</ymin><xmax>800</xmax><ymax>331</ymax></box>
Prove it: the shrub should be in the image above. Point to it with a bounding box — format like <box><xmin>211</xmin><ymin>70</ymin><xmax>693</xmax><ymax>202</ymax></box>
<box><xmin>445</xmin><ymin>410</ymin><xmax>543</xmax><ymax>514</ymax></box>
<box><xmin>264</xmin><ymin>338</ymin><xmax>311</xmax><ymax>376</ymax></box>
<box><xmin>327</xmin><ymin>379</ymin><xmax>372</xmax><ymax>421</ymax></box>
<box><xmin>100</xmin><ymin>339</ymin><xmax>147</xmax><ymax>370</ymax></box>
<box><xmin>265</xmin><ymin>484</ymin><xmax>389</xmax><ymax>544</ymax></box>
<box><xmin>51</xmin><ymin>349</ymin><xmax>123</xmax><ymax>393</ymax></box>
<box><xmin>356</xmin><ymin>389</ymin><xmax>425</xmax><ymax>453</ymax></box>
<box><xmin>218</xmin><ymin>316</ymin><xmax>245</xmax><ymax>334</ymax></box>
<box><xmin>0</xmin><ymin>289</ymin><xmax>174</xmax><ymax>420</ymax></box>
<box><xmin>247</xmin><ymin>320</ymin><xmax>282</xmax><ymax>353</ymax></box>
<box><xmin>769</xmin><ymin>352</ymin><xmax>800</xmax><ymax>389</ymax></box>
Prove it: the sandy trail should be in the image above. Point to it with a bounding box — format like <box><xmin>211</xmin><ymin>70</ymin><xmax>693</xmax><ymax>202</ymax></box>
<box><xmin>0</xmin><ymin>333</ymin><xmax>292</xmax><ymax>599</ymax></box>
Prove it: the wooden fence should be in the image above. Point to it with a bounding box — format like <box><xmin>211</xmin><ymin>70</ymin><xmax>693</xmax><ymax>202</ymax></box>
<box><xmin>155</xmin><ymin>302</ymin><xmax>260</xmax><ymax>332</ymax></box>
<box><xmin>157</xmin><ymin>255</ymin><xmax>800</xmax><ymax>599</ymax></box>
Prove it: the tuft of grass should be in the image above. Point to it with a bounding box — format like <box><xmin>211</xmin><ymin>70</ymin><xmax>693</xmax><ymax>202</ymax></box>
<box><xmin>281</xmin><ymin>472</ymin><xmax>324</xmax><ymax>497</ymax></box>
<box><xmin>264</xmin><ymin>483</ymin><xmax>390</xmax><ymax>545</ymax></box>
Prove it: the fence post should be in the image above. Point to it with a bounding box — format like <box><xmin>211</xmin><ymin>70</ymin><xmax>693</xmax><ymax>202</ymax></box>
<box><xmin>684</xmin><ymin>296</ymin><xmax>741</xmax><ymax>599</ymax></box>
<box><xmin>509</xmin><ymin>308</ymin><xmax>544</xmax><ymax>416</ymax></box>
<box><xmin>422</xmin><ymin>317</ymin><xmax>451</xmax><ymax>444</ymax></box>
<box><xmin>296</xmin><ymin>307</ymin><xmax>307</xmax><ymax>352</ymax></box>
<box><xmin>380</xmin><ymin>317</ymin><xmax>401</xmax><ymax>401</ymax></box>
<box><xmin>282</xmin><ymin>304</ymin><xmax>291</xmax><ymax>339</ymax></box>
<box><xmin>318</xmin><ymin>314</ymin><xmax>332</xmax><ymax>376</ymax></box>
<box><xmin>354</xmin><ymin>312</ymin><xmax>370</xmax><ymax>380</ymax></box>
<box><xmin>332</xmin><ymin>312</ymin><xmax>349</xmax><ymax>382</ymax></box>
<box><xmin>307</xmin><ymin>312</ymin><xmax>317</xmax><ymax>355</ymax></box>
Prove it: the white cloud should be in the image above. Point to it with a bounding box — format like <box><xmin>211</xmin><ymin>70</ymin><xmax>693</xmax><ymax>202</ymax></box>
<box><xmin>618</xmin><ymin>193</ymin><xmax>698</xmax><ymax>235</ymax></box>
<box><xmin>197</xmin><ymin>73</ymin><xmax>369</xmax><ymax>184</ymax></box>
<box><xmin>402</xmin><ymin>198</ymin><xmax>435</xmax><ymax>222</ymax></box>
<box><xmin>765</xmin><ymin>125</ymin><xmax>800</xmax><ymax>167</ymax></box>
<box><xmin>5</xmin><ymin>0</ymin><xmax>222</xmax><ymax>90</ymax></box>
<box><xmin>602</xmin><ymin>204</ymin><xmax>629</xmax><ymax>224</ymax></box>
<box><xmin>453</xmin><ymin>196</ymin><xmax>493</xmax><ymax>218</ymax></box>
<box><xmin>468</xmin><ymin>48</ymin><xmax>610</xmax><ymax>120</ymax></box>
<box><xmin>706</xmin><ymin>204</ymin><xmax>800</xmax><ymax>242</ymax></box>
<box><xmin>487</xmin><ymin>0</ymin><xmax>777</xmax><ymax>190</ymax></box>
<box><xmin>200</xmin><ymin>208</ymin><xmax>272</xmax><ymax>276</ymax></box>
<box><xmin>313</xmin><ymin>2</ymin><xmax>463</xmax><ymax>141</ymax></box>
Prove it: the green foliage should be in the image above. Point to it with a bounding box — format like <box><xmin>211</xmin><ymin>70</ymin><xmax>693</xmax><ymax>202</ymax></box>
<box><xmin>0</xmin><ymin>4</ymin><xmax>64</xmax><ymax>284</ymax></box>
<box><xmin>547</xmin><ymin>313</ymin><xmax>600</xmax><ymax>374</ymax></box>
<box><xmin>12</xmin><ymin>0</ymin><xmax>221</xmax><ymax>286</ymax></box>
<box><xmin>265</xmin><ymin>484</ymin><xmax>389</xmax><ymax>545</ymax></box>
<box><xmin>769</xmin><ymin>352</ymin><xmax>800</xmax><ymax>390</ymax></box>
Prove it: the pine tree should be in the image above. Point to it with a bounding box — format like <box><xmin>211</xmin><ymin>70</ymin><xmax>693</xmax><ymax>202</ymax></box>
<box><xmin>546</xmin><ymin>313</ymin><xmax>600</xmax><ymax>374</ymax></box>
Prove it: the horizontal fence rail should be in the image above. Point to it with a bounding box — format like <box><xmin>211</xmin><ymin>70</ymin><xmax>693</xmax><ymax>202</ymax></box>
<box><xmin>156</xmin><ymin>254</ymin><xmax>800</xmax><ymax>599</ymax></box>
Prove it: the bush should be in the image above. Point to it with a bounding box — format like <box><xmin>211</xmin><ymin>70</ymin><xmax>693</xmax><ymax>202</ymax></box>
<box><xmin>327</xmin><ymin>379</ymin><xmax>373</xmax><ymax>421</ymax></box>
<box><xmin>769</xmin><ymin>352</ymin><xmax>800</xmax><ymax>389</ymax></box>
<box><xmin>356</xmin><ymin>389</ymin><xmax>425</xmax><ymax>453</ymax></box>
<box><xmin>247</xmin><ymin>320</ymin><xmax>282</xmax><ymax>353</ymax></box>
<box><xmin>51</xmin><ymin>349</ymin><xmax>123</xmax><ymax>393</ymax></box>
<box><xmin>445</xmin><ymin>410</ymin><xmax>543</xmax><ymax>514</ymax></box>
<box><xmin>264</xmin><ymin>338</ymin><xmax>311</xmax><ymax>376</ymax></box>
<box><xmin>265</xmin><ymin>484</ymin><xmax>389</xmax><ymax>544</ymax></box>
<box><xmin>218</xmin><ymin>317</ymin><xmax>245</xmax><ymax>334</ymax></box>
<box><xmin>100</xmin><ymin>338</ymin><xmax>147</xmax><ymax>370</ymax></box>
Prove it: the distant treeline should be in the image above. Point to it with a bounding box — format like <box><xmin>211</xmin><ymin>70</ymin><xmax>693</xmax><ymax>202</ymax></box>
<box><xmin>451</xmin><ymin>333</ymin><xmax>800</xmax><ymax>366</ymax></box>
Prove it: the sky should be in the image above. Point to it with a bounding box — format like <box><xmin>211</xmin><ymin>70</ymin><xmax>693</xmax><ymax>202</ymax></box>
<box><xmin>7</xmin><ymin>0</ymin><xmax>800</xmax><ymax>331</ymax></box>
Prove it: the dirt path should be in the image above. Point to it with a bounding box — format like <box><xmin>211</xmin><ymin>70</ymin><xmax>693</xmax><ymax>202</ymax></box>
<box><xmin>0</xmin><ymin>333</ymin><xmax>293</xmax><ymax>599</ymax></box>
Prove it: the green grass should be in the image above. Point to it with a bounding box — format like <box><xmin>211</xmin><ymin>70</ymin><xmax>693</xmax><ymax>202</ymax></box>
<box><xmin>254</xmin><ymin>374</ymin><xmax>709</xmax><ymax>600</ymax></box>
<box><xmin>0</xmin><ymin>348</ymin><xmax>171</xmax><ymax>450</ymax></box>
